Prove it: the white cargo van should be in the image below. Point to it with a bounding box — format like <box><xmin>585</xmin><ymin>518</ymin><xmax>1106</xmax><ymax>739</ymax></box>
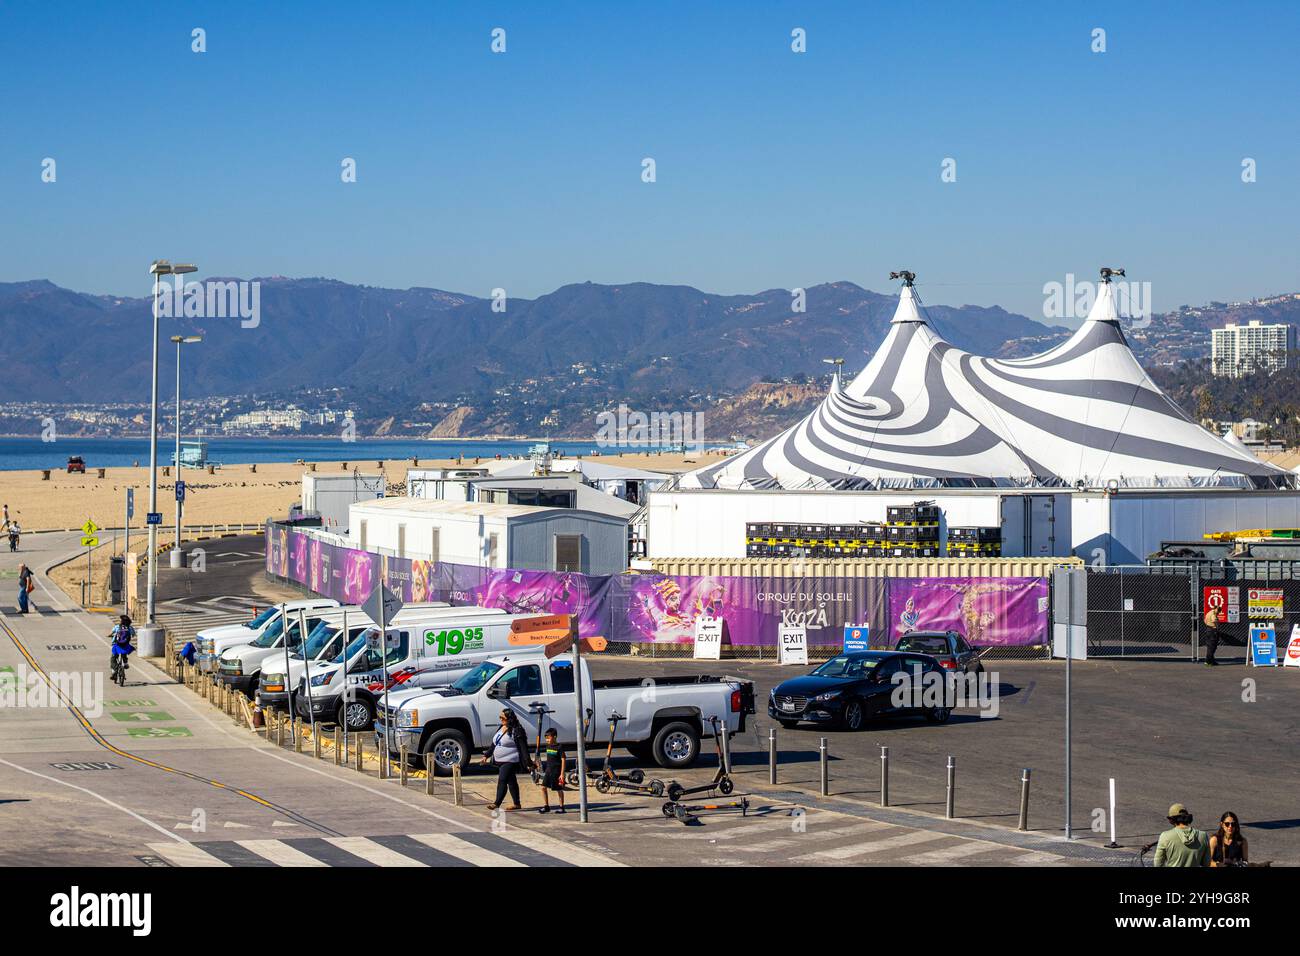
<box><xmin>195</xmin><ymin>598</ymin><xmax>338</xmax><ymax>673</ymax></box>
<box><xmin>294</xmin><ymin>608</ymin><xmax>553</xmax><ymax>731</ymax></box>
<box><xmin>256</xmin><ymin>603</ymin><xmax>452</xmax><ymax>711</ymax></box>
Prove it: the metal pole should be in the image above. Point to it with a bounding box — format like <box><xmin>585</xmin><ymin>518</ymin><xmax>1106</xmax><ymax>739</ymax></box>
<box><xmin>123</xmin><ymin>489</ymin><xmax>130</xmax><ymax>615</ymax></box>
<box><xmin>278</xmin><ymin>604</ymin><xmax>293</xmax><ymax>741</ymax></box>
<box><xmin>145</xmin><ymin>270</ymin><xmax>161</xmax><ymax>625</ymax></box>
<box><xmin>379</xmin><ymin>559</ymin><xmax>391</xmax><ymax>778</ymax></box>
<box><xmin>880</xmin><ymin>745</ymin><xmax>890</xmax><ymax>807</ymax></box>
<box><xmin>1106</xmin><ymin>777</ymin><xmax>1119</xmax><ymax>847</ymax></box>
<box><xmin>1018</xmin><ymin>768</ymin><xmax>1031</xmax><ymax>830</ymax></box>
<box><xmin>299</xmin><ymin>609</ymin><xmax>315</xmax><ymax>737</ymax></box>
<box><xmin>819</xmin><ymin>737</ymin><xmax>828</xmax><ymax>795</ymax></box>
<box><xmin>945</xmin><ymin>755</ymin><xmax>956</xmax><ymax>819</ymax></box>
<box><xmin>572</xmin><ymin>618</ymin><xmax>589</xmax><ymax>822</ymax></box>
<box><xmin>768</xmin><ymin>727</ymin><xmax>777</xmax><ymax>785</ymax></box>
<box><xmin>1065</xmin><ymin>619</ymin><xmax>1072</xmax><ymax>840</ymax></box>
<box><xmin>174</xmin><ymin>338</ymin><xmax>182</xmax><ymax>552</ymax></box>
<box><xmin>719</xmin><ymin>716</ymin><xmax>732</xmax><ymax>776</ymax></box>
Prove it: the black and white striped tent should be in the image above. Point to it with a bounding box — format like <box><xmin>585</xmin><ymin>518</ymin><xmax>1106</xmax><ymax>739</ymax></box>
<box><xmin>684</xmin><ymin>278</ymin><xmax>1292</xmax><ymax>491</ymax></box>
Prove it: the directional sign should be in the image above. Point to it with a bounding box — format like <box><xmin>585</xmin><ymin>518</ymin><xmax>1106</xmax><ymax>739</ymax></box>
<box><xmin>126</xmin><ymin>727</ymin><xmax>192</xmax><ymax>738</ymax></box>
<box><xmin>361</xmin><ymin>583</ymin><xmax>403</xmax><ymax>625</ymax></box>
<box><xmin>126</xmin><ymin>488</ymin><xmax>135</xmax><ymax>519</ymax></box>
<box><xmin>81</xmin><ymin>519</ymin><xmax>99</xmax><ymax>535</ymax></box>
<box><xmin>81</xmin><ymin>535</ymin><xmax>99</xmax><ymax>548</ymax></box>
<box><xmin>543</xmin><ymin>635</ymin><xmax>608</xmax><ymax>658</ymax></box>
<box><xmin>146</xmin><ymin>512</ymin><xmax>163</xmax><ymax>525</ymax></box>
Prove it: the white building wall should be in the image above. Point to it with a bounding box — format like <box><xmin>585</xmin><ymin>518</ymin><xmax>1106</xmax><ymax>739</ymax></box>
<box><xmin>303</xmin><ymin>473</ymin><xmax>385</xmax><ymax>533</ymax></box>
<box><xmin>348</xmin><ymin>505</ymin><xmax>509</xmax><ymax>566</ymax></box>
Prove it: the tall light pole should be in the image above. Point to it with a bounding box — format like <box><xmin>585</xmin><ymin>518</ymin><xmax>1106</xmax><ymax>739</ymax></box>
<box><xmin>170</xmin><ymin>334</ymin><xmax>202</xmax><ymax>567</ymax></box>
<box><xmin>143</xmin><ymin>260</ymin><xmax>195</xmax><ymax>645</ymax></box>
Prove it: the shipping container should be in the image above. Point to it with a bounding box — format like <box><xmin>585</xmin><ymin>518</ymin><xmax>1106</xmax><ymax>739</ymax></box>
<box><xmin>642</xmin><ymin>555</ymin><xmax>1080</xmax><ymax>579</ymax></box>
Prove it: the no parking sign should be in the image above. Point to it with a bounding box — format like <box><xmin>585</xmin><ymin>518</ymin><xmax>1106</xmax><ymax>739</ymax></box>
<box><xmin>1284</xmin><ymin>626</ymin><xmax>1300</xmax><ymax>669</ymax></box>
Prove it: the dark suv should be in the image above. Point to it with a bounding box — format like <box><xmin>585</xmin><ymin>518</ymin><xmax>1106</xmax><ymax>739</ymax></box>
<box><xmin>895</xmin><ymin>630</ymin><xmax>983</xmax><ymax>675</ymax></box>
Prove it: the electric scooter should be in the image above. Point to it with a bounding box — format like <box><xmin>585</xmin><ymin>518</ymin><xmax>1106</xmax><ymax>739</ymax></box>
<box><xmin>662</xmin><ymin>796</ymin><xmax>749</xmax><ymax>825</ymax></box>
<box><xmin>527</xmin><ymin>701</ymin><xmax>555</xmax><ymax>786</ymax></box>
<box><xmin>564</xmin><ymin>710</ymin><xmax>665</xmax><ymax>797</ymax></box>
<box><xmin>664</xmin><ymin>715</ymin><xmax>734</xmax><ymax>803</ymax></box>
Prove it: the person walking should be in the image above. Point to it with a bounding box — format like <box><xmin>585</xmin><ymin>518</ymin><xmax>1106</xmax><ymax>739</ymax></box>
<box><xmin>1201</xmin><ymin>605</ymin><xmax>1221</xmax><ymax>666</ymax></box>
<box><xmin>1153</xmin><ymin>802</ymin><xmax>1211</xmax><ymax>867</ymax></box>
<box><xmin>8</xmin><ymin>521</ymin><xmax>20</xmax><ymax>553</ymax></box>
<box><xmin>482</xmin><ymin>709</ymin><xmax>532</xmax><ymax>812</ymax></box>
<box><xmin>17</xmin><ymin>563</ymin><xmax>35</xmax><ymax>614</ymax></box>
<box><xmin>1209</xmin><ymin>811</ymin><xmax>1249</xmax><ymax>867</ymax></box>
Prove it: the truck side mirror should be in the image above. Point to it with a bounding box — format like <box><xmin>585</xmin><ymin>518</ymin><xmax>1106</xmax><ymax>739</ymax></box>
<box><xmin>487</xmin><ymin>685</ymin><xmax>503</xmax><ymax>699</ymax></box>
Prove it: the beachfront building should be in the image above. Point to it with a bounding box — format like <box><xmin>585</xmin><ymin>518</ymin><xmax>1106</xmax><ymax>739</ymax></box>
<box><xmin>1211</xmin><ymin>320</ymin><xmax>1294</xmax><ymax>378</ymax></box>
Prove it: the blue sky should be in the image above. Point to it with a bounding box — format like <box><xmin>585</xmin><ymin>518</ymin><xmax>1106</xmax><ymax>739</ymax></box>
<box><xmin>1</xmin><ymin>0</ymin><xmax>1297</xmax><ymax>319</ymax></box>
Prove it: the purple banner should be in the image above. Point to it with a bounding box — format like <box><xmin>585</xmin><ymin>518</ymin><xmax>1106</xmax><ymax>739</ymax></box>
<box><xmin>266</xmin><ymin>524</ymin><xmax>1048</xmax><ymax>647</ymax></box>
<box><xmin>886</xmin><ymin>577</ymin><xmax>1050</xmax><ymax>647</ymax></box>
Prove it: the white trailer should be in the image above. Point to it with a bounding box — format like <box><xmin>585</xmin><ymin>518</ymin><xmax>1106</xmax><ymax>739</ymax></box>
<box><xmin>302</xmin><ymin>472</ymin><xmax>385</xmax><ymax>533</ymax></box>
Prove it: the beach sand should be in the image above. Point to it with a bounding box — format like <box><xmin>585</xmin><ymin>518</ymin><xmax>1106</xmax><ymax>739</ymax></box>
<box><xmin>5</xmin><ymin>449</ymin><xmax>728</xmax><ymax>534</ymax></box>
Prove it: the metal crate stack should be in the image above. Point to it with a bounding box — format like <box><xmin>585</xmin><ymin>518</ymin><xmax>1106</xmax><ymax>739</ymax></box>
<box><xmin>947</xmin><ymin>526</ymin><xmax>1003</xmax><ymax>557</ymax></box>
<box><xmin>884</xmin><ymin>501</ymin><xmax>941</xmax><ymax>558</ymax></box>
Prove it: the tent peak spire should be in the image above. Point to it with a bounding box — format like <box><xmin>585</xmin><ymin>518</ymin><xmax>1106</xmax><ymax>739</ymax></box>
<box><xmin>889</xmin><ymin>272</ymin><xmax>926</xmax><ymax>324</ymax></box>
<box><xmin>889</xmin><ymin>270</ymin><xmax>916</xmax><ymax>287</ymax></box>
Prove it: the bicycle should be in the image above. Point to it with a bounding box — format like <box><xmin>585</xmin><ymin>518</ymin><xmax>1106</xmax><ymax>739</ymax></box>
<box><xmin>110</xmin><ymin>652</ymin><xmax>129</xmax><ymax>687</ymax></box>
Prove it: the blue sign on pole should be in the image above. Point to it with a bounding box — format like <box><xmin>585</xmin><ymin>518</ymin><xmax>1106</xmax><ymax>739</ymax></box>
<box><xmin>843</xmin><ymin>624</ymin><xmax>870</xmax><ymax>653</ymax></box>
<box><xmin>146</xmin><ymin>512</ymin><xmax>162</xmax><ymax>525</ymax></box>
<box><xmin>126</xmin><ymin>488</ymin><xmax>134</xmax><ymax>519</ymax></box>
<box><xmin>175</xmin><ymin>480</ymin><xmax>186</xmax><ymax>503</ymax></box>
<box><xmin>1250</xmin><ymin>623</ymin><xmax>1278</xmax><ymax>666</ymax></box>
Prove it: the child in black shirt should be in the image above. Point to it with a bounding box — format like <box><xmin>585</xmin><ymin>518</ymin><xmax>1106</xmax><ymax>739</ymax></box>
<box><xmin>538</xmin><ymin>728</ymin><xmax>566</xmax><ymax>814</ymax></box>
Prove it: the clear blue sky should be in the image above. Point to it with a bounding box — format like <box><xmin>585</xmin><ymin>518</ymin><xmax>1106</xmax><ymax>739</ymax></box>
<box><xmin>1</xmin><ymin>1</ymin><xmax>1297</xmax><ymax>319</ymax></box>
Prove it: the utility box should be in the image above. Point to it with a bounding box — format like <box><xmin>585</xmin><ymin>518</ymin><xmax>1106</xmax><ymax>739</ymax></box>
<box><xmin>109</xmin><ymin>556</ymin><xmax>124</xmax><ymax>603</ymax></box>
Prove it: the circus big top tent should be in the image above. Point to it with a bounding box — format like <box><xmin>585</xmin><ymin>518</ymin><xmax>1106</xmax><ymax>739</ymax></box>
<box><xmin>648</xmin><ymin>273</ymin><xmax>1300</xmax><ymax>564</ymax></box>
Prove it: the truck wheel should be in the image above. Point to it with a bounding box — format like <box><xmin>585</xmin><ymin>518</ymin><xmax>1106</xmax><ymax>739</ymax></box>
<box><xmin>926</xmin><ymin>706</ymin><xmax>951</xmax><ymax>724</ymax></box>
<box><xmin>424</xmin><ymin>729</ymin><xmax>471</xmax><ymax>776</ymax></box>
<box><xmin>338</xmin><ymin>697</ymin><xmax>374</xmax><ymax>732</ymax></box>
<box><xmin>652</xmin><ymin>722</ymin><xmax>700</xmax><ymax>770</ymax></box>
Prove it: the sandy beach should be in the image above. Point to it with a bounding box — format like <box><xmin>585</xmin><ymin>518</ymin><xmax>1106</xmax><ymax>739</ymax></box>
<box><xmin>4</xmin><ymin>449</ymin><xmax>728</xmax><ymax>534</ymax></box>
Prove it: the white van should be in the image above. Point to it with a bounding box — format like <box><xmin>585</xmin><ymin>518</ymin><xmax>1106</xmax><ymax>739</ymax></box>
<box><xmin>294</xmin><ymin>608</ymin><xmax>554</xmax><ymax>731</ymax></box>
<box><xmin>256</xmin><ymin>603</ymin><xmax>452</xmax><ymax>711</ymax></box>
<box><xmin>196</xmin><ymin>598</ymin><xmax>339</xmax><ymax>674</ymax></box>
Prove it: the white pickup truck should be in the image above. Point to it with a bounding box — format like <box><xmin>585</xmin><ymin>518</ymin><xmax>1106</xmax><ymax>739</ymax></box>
<box><xmin>375</xmin><ymin>654</ymin><xmax>756</xmax><ymax>775</ymax></box>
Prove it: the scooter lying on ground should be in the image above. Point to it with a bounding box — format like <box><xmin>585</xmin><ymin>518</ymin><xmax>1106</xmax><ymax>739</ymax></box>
<box><xmin>662</xmin><ymin>796</ymin><xmax>750</xmax><ymax>825</ymax></box>
<box><xmin>664</xmin><ymin>715</ymin><xmax>734</xmax><ymax>802</ymax></box>
<box><xmin>564</xmin><ymin>711</ymin><xmax>666</xmax><ymax>796</ymax></box>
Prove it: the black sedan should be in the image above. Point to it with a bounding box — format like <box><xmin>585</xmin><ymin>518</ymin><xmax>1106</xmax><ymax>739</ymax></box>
<box><xmin>768</xmin><ymin>651</ymin><xmax>951</xmax><ymax>731</ymax></box>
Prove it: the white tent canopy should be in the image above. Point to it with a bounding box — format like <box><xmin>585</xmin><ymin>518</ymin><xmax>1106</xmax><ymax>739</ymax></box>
<box><xmin>684</xmin><ymin>277</ymin><xmax>1293</xmax><ymax>491</ymax></box>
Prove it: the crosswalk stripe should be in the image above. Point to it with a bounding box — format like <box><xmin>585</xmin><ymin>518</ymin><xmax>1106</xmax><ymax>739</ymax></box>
<box><xmin>409</xmin><ymin>832</ymin><xmax>524</xmax><ymax>867</ymax></box>
<box><xmin>453</xmin><ymin>831</ymin><xmax>574</xmax><ymax>867</ymax></box>
<box><xmin>491</xmin><ymin>827</ymin><xmax>624</xmax><ymax>867</ymax></box>
<box><xmin>281</xmin><ymin>837</ymin><xmax>376</xmax><ymax>867</ymax></box>
<box><xmin>236</xmin><ymin>839</ymin><xmax>328</xmax><ymax>867</ymax></box>
<box><xmin>795</xmin><ymin>828</ymin><xmax>949</xmax><ymax>861</ymax></box>
<box><xmin>191</xmin><ymin>840</ymin><xmax>279</xmax><ymax>867</ymax></box>
<box><xmin>734</xmin><ymin>821</ymin><xmax>892</xmax><ymax>854</ymax></box>
<box><xmin>367</xmin><ymin>834</ymin><xmax>475</xmax><ymax>868</ymax></box>
<box><xmin>1005</xmin><ymin>849</ymin><xmax>1072</xmax><ymax>866</ymax></box>
<box><xmin>897</xmin><ymin>840</ymin><xmax>1003</xmax><ymax>865</ymax></box>
<box><xmin>147</xmin><ymin>842</ymin><xmax>229</xmax><ymax>867</ymax></box>
<box><xmin>326</xmin><ymin>836</ymin><xmax>426</xmax><ymax>867</ymax></box>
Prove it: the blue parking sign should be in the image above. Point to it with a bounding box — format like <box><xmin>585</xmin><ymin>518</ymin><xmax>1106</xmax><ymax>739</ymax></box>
<box><xmin>1250</xmin><ymin>624</ymin><xmax>1278</xmax><ymax>666</ymax></box>
<box><xmin>843</xmin><ymin>624</ymin><xmax>870</xmax><ymax>653</ymax></box>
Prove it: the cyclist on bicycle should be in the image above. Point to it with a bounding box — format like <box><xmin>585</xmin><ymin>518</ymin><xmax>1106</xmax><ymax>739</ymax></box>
<box><xmin>110</xmin><ymin>615</ymin><xmax>136</xmax><ymax>673</ymax></box>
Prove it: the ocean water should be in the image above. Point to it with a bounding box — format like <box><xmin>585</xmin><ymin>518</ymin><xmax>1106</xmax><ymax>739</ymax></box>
<box><xmin>0</xmin><ymin>436</ymin><xmax>702</xmax><ymax>472</ymax></box>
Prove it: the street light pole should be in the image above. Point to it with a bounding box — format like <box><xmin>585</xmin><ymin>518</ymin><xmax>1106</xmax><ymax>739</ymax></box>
<box><xmin>171</xmin><ymin>334</ymin><xmax>202</xmax><ymax>564</ymax></box>
<box><xmin>145</xmin><ymin>261</ymin><xmax>170</xmax><ymax>627</ymax></box>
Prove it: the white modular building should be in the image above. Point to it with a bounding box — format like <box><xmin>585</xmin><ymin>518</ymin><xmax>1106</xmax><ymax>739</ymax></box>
<box><xmin>348</xmin><ymin>497</ymin><xmax>630</xmax><ymax>574</ymax></box>
<box><xmin>651</xmin><ymin>274</ymin><xmax>1299</xmax><ymax>563</ymax></box>
<box><xmin>301</xmin><ymin>472</ymin><xmax>386</xmax><ymax>533</ymax></box>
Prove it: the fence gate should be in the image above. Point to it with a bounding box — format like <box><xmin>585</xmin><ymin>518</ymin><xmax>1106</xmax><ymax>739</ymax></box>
<box><xmin>1085</xmin><ymin>567</ymin><xmax>1197</xmax><ymax>659</ymax></box>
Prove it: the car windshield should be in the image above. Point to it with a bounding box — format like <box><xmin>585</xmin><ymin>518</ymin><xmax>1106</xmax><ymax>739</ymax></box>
<box><xmin>250</xmin><ymin>616</ymin><xmax>285</xmax><ymax>648</ymax></box>
<box><xmin>295</xmin><ymin>622</ymin><xmax>336</xmax><ymax>660</ymax></box>
<box><xmin>333</xmin><ymin>630</ymin><xmax>371</xmax><ymax>665</ymax></box>
<box><xmin>246</xmin><ymin>607</ymin><xmax>278</xmax><ymax>629</ymax></box>
<box><xmin>811</xmin><ymin>656</ymin><xmax>878</xmax><ymax>679</ymax></box>
<box><xmin>450</xmin><ymin>662</ymin><xmax>502</xmax><ymax>696</ymax></box>
<box><xmin>897</xmin><ymin>635</ymin><xmax>950</xmax><ymax>654</ymax></box>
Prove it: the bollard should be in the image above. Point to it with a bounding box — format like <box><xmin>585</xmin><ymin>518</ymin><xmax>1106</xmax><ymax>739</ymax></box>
<box><xmin>334</xmin><ymin>727</ymin><xmax>342</xmax><ymax>766</ymax></box>
<box><xmin>425</xmin><ymin>754</ymin><xmax>435</xmax><ymax>796</ymax></box>
<box><xmin>452</xmin><ymin>764</ymin><xmax>463</xmax><ymax>805</ymax></box>
<box><xmin>294</xmin><ymin>720</ymin><xmax>303</xmax><ymax>753</ymax></box>
<box><xmin>768</xmin><ymin>728</ymin><xmax>777</xmax><ymax>785</ymax></box>
<box><xmin>1018</xmin><ymin>768</ymin><xmax>1031</xmax><ymax>831</ymax></box>
<box><xmin>313</xmin><ymin>725</ymin><xmax>322</xmax><ymax>759</ymax></box>
<box><xmin>880</xmin><ymin>746</ymin><xmax>890</xmax><ymax>807</ymax></box>
<box><xmin>945</xmin><ymin>755</ymin><xmax>956</xmax><ymax>820</ymax></box>
<box><xmin>1106</xmin><ymin>777</ymin><xmax>1119</xmax><ymax>848</ymax></box>
<box><xmin>355</xmin><ymin>735</ymin><xmax>364</xmax><ymax>771</ymax></box>
<box><xmin>400</xmin><ymin>746</ymin><xmax>408</xmax><ymax>786</ymax></box>
<box><xmin>819</xmin><ymin>737</ymin><xmax>829</xmax><ymax>796</ymax></box>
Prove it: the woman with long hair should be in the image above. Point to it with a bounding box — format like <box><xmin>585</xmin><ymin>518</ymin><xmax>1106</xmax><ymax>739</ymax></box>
<box><xmin>1209</xmin><ymin>811</ymin><xmax>1248</xmax><ymax>867</ymax></box>
<box><xmin>483</xmin><ymin>709</ymin><xmax>533</xmax><ymax>812</ymax></box>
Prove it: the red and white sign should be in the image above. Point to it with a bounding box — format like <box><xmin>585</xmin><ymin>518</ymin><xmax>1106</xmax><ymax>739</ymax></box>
<box><xmin>1284</xmin><ymin>628</ymin><xmax>1300</xmax><ymax>668</ymax></box>
<box><xmin>1202</xmin><ymin>585</ymin><xmax>1240</xmax><ymax>623</ymax></box>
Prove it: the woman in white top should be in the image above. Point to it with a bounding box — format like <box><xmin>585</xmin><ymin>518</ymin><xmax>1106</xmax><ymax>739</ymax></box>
<box><xmin>483</xmin><ymin>709</ymin><xmax>533</xmax><ymax>811</ymax></box>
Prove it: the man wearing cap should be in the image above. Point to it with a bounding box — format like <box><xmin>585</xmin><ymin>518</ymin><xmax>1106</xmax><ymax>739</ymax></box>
<box><xmin>1154</xmin><ymin>803</ymin><xmax>1210</xmax><ymax>867</ymax></box>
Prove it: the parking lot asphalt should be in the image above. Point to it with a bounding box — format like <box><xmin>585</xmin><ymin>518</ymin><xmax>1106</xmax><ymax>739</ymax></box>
<box><xmin>582</xmin><ymin>653</ymin><xmax>1299</xmax><ymax>865</ymax></box>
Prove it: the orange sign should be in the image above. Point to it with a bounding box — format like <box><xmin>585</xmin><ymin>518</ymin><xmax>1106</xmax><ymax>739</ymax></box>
<box><xmin>508</xmin><ymin>614</ymin><xmax>576</xmax><ymax>646</ymax></box>
<box><xmin>543</xmin><ymin>636</ymin><xmax>608</xmax><ymax>659</ymax></box>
